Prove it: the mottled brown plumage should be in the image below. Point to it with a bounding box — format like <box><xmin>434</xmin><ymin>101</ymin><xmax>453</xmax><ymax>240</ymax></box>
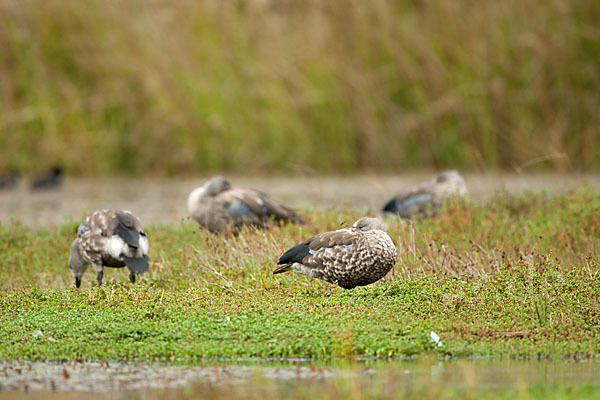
<box><xmin>274</xmin><ymin>217</ymin><xmax>397</xmax><ymax>289</ymax></box>
<box><xmin>68</xmin><ymin>209</ymin><xmax>150</xmax><ymax>287</ymax></box>
<box><xmin>187</xmin><ymin>176</ymin><xmax>305</xmax><ymax>233</ymax></box>
<box><xmin>383</xmin><ymin>170</ymin><xmax>467</xmax><ymax>218</ymax></box>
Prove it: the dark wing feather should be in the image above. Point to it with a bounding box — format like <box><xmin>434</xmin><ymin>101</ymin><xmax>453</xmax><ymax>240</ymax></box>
<box><xmin>123</xmin><ymin>254</ymin><xmax>150</xmax><ymax>274</ymax></box>
<box><xmin>219</xmin><ymin>190</ymin><xmax>262</xmax><ymax>217</ymax></box>
<box><xmin>223</xmin><ymin>189</ymin><xmax>304</xmax><ymax>223</ymax></box>
<box><xmin>114</xmin><ymin>211</ymin><xmax>141</xmax><ymax>248</ymax></box>
<box><xmin>384</xmin><ymin>193</ymin><xmax>433</xmax><ymax>213</ymax></box>
<box><xmin>278</xmin><ymin>240</ymin><xmax>312</xmax><ymax>265</ymax></box>
<box><xmin>225</xmin><ymin>200</ymin><xmax>254</xmax><ymax>217</ymax></box>
<box><xmin>382</xmin><ymin>178</ymin><xmax>437</xmax><ymax>216</ymax></box>
<box><xmin>218</xmin><ymin>188</ymin><xmax>304</xmax><ymax>226</ymax></box>
<box><xmin>114</xmin><ymin>222</ymin><xmax>140</xmax><ymax>248</ymax></box>
<box><xmin>249</xmin><ymin>189</ymin><xmax>304</xmax><ymax>223</ymax></box>
<box><xmin>237</xmin><ymin>190</ymin><xmax>267</xmax><ymax>216</ymax></box>
<box><xmin>277</xmin><ymin>228</ymin><xmax>354</xmax><ymax>266</ymax></box>
<box><xmin>85</xmin><ymin>209</ymin><xmax>144</xmax><ymax>248</ymax></box>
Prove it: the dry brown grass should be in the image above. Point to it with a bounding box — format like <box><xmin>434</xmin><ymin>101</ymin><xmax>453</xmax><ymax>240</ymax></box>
<box><xmin>1</xmin><ymin>0</ymin><xmax>599</xmax><ymax>174</ymax></box>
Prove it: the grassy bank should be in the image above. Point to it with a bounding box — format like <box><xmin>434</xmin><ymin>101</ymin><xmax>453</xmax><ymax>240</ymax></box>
<box><xmin>1</xmin><ymin>0</ymin><xmax>600</xmax><ymax>174</ymax></box>
<box><xmin>0</xmin><ymin>188</ymin><xmax>599</xmax><ymax>361</ymax></box>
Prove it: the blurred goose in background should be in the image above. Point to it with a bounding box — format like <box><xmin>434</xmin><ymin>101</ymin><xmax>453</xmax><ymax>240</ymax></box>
<box><xmin>31</xmin><ymin>167</ymin><xmax>63</xmax><ymax>190</ymax></box>
<box><xmin>68</xmin><ymin>209</ymin><xmax>150</xmax><ymax>288</ymax></box>
<box><xmin>0</xmin><ymin>169</ymin><xmax>20</xmax><ymax>190</ymax></box>
<box><xmin>187</xmin><ymin>176</ymin><xmax>305</xmax><ymax>233</ymax></box>
<box><xmin>274</xmin><ymin>217</ymin><xmax>397</xmax><ymax>289</ymax></box>
<box><xmin>382</xmin><ymin>170</ymin><xmax>467</xmax><ymax>218</ymax></box>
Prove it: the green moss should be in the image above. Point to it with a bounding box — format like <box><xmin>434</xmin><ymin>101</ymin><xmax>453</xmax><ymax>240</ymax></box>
<box><xmin>0</xmin><ymin>189</ymin><xmax>599</xmax><ymax>361</ymax></box>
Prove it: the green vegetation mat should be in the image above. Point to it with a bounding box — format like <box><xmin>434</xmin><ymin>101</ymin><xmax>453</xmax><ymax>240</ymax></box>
<box><xmin>1</xmin><ymin>189</ymin><xmax>599</xmax><ymax>361</ymax></box>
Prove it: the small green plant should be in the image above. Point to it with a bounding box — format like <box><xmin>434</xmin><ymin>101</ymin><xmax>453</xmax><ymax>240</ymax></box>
<box><xmin>0</xmin><ymin>189</ymin><xmax>599</xmax><ymax>361</ymax></box>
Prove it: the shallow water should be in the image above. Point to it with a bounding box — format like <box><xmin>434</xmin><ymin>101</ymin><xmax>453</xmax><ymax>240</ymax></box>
<box><xmin>1</xmin><ymin>173</ymin><xmax>599</xmax><ymax>228</ymax></box>
<box><xmin>0</xmin><ymin>358</ymin><xmax>598</xmax><ymax>398</ymax></box>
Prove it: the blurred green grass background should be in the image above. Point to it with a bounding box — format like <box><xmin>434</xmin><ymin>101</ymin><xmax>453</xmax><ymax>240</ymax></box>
<box><xmin>1</xmin><ymin>0</ymin><xmax>599</xmax><ymax>175</ymax></box>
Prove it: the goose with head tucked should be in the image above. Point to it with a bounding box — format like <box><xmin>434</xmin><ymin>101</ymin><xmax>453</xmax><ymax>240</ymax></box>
<box><xmin>187</xmin><ymin>176</ymin><xmax>305</xmax><ymax>233</ymax></box>
<box><xmin>68</xmin><ymin>209</ymin><xmax>150</xmax><ymax>288</ymax></box>
<box><xmin>273</xmin><ymin>217</ymin><xmax>397</xmax><ymax>289</ymax></box>
<box><xmin>383</xmin><ymin>170</ymin><xmax>467</xmax><ymax>218</ymax></box>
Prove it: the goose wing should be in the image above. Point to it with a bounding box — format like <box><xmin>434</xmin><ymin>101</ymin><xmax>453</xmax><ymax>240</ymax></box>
<box><xmin>220</xmin><ymin>188</ymin><xmax>304</xmax><ymax>223</ymax></box>
<box><xmin>383</xmin><ymin>181</ymin><xmax>436</xmax><ymax>216</ymax></box>
<box><xmin>75</xmin><ymin>210</ymin><xmax>115</xmax><ymax>265</ymax></box>
<box><xmin>78</xmin><ymin>210</ymin><xmax>149</xmax><ymax>272</ymax></box>
<box><xmin>218</xmin><ymin>189</ymin><xmax>264</xmax><ymax>218</ymax></box>
<box><xmin>112</xmin><ymin>211</ymin><xmax>143</xmax><ymax>248</ymax></box>
<box><xmin>274</xmin><ymin>228</ymin><xmax>355</xmax><ymax>273</ymax></box>
<box><xmin>105</xmin><ymin>210</ymin><xmax>149</xmax><ymax>273</ymax></box>
<box><xmin>85</xmin><ymin>209</ymin><xmax>145</xmax><ymax>248</ymax></box>
<box><xmin>250</xmin><ymin>189</ymin><xmax>305</xmax><ymax>223</ymax></box>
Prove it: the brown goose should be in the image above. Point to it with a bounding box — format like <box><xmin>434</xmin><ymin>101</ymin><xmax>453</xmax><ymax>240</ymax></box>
<box><xmin>68</xmin><ymin>209</ymin><xmax>150</xmax><ymax>288</ymax></box>
<box><xmin>383</xmin><ymin>170</ymin><xmax>467</xmax><ymax>218</ymax></box>
<box><xmin>187</xmin><ymin>176</ymin><xmax>305</xmax><ymax>233</ymax></box>
<box><xmin>274</xmin><ymin>217</ymin><xmax>397</xmax><ymax>289</ymax></box>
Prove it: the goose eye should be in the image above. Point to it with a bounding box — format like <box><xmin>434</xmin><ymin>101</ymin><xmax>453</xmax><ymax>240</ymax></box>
<box><xmin>140</xmin><ymin>231</ymin><xmax>147</xmax><ymax>237</ymax></box>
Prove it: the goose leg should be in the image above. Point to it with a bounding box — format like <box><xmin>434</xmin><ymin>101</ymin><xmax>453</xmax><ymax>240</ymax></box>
<box><xmin>91</xmin><ymin>264</ymin><xmax>104</xmax><ymax>287</ymax></box>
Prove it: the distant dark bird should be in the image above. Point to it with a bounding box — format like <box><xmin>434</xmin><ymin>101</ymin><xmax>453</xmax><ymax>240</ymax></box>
<box><xmin>31</xmin><ymin>167</ymin><xmax>63</xmax><ymax>190</ymax></box>
<box><xmin>383</xmin><ymin>170</ymin><xmax>467</xmax><ymax>218</ymax></box>
<box><xmin>0</xmin><ymin>169</ymin><xmax>20</xmax><ymax>190</ymax></box>
<box><xmin>274</xmin><ymin>217</ymin><xmax>397</xmax><ymax>289</ymax></box>
<box><xmin>68</xmin><ymin>209</ymin><xmax>150</xmax><ymax>288</ymax></box>
<box><xmin>187</xmin><ymin>176</ymin><xmax>305</xmax><ymax>233</ymax></box>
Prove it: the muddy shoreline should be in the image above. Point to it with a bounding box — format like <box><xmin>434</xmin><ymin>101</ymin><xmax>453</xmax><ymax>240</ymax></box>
<box><xmin>1</xmin><ymin>358</ymin><xmax>599</xmax><ymax>393</ymax></box>
<box><xmin>1</xmin><ymin>173</ymin><xmax>598</xmax><ymax>228</ymax></box>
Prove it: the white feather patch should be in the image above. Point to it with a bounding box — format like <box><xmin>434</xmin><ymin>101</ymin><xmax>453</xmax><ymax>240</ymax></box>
<box><xmin>309</xmin><ymin>248</ymin><xmax>325</xmax><ymax>255</ymax></box>
<box><xmin>139</xmin><ymin>236</ymin><xmax>150</xmax><ymax>255</ymax></box>
<box><xmin>105</xmin><ymin>236</ymin><xmax>127</xmax><ymax>259</ymax></box>
<box><xmin>187</xmin><ymin>187</ymin><xmax>207</xmax><ymax>214</ymax></box>
<box><xmin>290</xmin><ymin>263</ymin><xmax>316</xmax><ymax>278</ymax></box>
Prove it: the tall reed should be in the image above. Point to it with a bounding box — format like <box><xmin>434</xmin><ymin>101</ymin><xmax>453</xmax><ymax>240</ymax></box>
<box><xmin>1</xmin><ymin>0</ymin><xmax>599</xmax><ymax>174</ymax></box>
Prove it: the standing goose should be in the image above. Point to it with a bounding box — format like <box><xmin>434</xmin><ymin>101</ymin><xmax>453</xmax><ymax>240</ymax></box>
<box><xmin>274</xmin><ymin>217</ymin><xmax>397</xmax><ymax>289</ymax></box>
<box><xmin>383</xmin><ymin>170</ymin><xmax>467</xmax><ymax>218</ymax></box>
<box><xmin>68</xmin><ymin>209</ymin><xmax>150</xmax><ymax>288</ymax></box>
<box><xmin>187</xmin><ymin>176</ymin><xmax>305</xmax><ymax>233</ymax></box>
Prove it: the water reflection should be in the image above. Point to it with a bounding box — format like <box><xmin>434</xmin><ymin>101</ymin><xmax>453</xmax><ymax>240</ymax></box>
<box><xmin>0</xmin><ymin>358</ymin><xmax>598</xmax><ymax>398</ymax></box>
